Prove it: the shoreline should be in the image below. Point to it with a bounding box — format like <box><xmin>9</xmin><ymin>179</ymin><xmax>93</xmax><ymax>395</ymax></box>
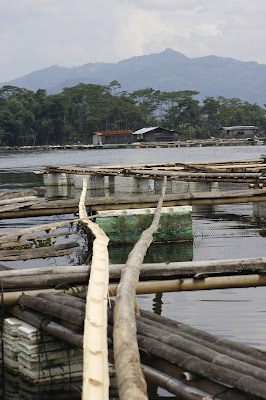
<box><xmin>0</xmin><ymin>138</ymin><xmax>265</xmax><ymax>151</ymax></box>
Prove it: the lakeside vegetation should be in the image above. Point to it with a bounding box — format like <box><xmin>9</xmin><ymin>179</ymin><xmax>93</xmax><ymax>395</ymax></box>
<box><xmin>1</xmin><ymin>81</ymin><xmax>266</xmax><ymax>147</ymax></box>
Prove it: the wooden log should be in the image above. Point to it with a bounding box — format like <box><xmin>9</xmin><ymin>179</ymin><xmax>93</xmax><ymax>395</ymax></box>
<box><xmin>109</xmin><ymin>303</ymin><xmax>266</xmax><ymax>373</ymax></box>
<box><xmin>137</xmin><ymin>335</ymin><xmax>266</xmax><ymax>399</ymax></box>
<box><xmin>18</xmin><ymin>294</ymin><xmax>85</xmax><ymax>325</ymax></box>
<box><xmin>136</xmin><ymin>319</ymin><xmax>266</xmax><ymax>382</ymax></box>
<box><xmin>0</xmin><ymin>219</ymin><xmax>81</xmax><ymax>242</ymax></box>
<box><xmin>0</xmin><ymin>262</ymin><xmax>14</xmax><ymax>271</ymax></box>
<box><xmin>0</xmin><ymin>264</ymin><xmax>89</xmax><ymax>278</ymax></box>
<box><xmin>113</xmin><ymin>176</ymin><xmax>167</xmax><ymax>400</ymax></box>
<box><xmin>2</xmin><ymin>271</ymin><xmax>89</xmax><ymax>290</ymax></box>
<box><xmin>142</xmin><ymin>356</ymin><xmax>249</xmax><ymax>400</ymax></box>
<box><xmin>141</xmin><ymin>364</ymin><xmax>214</xmax><ymax>400</ymax></box>
<box><xmin>9</xmin><ymin>305</ymin><xmax>84</xmax><ymax>348</ymax></box>
<box><xmin>0</xmin><ymin>200</ymin><xmax>40</xmax><ymax>213</ymax></box>
<box><xmin>139</xmin><ymin>309</ymin><xmax>266</xmax><ymax>362</ymax></box>
<box><xmin>0</xmin><ymin>242</ymin><xmax>79</xmax><ymax>261</ymax></box>
<box><xmin>137</xmin><ymin>315</ymin><xmax>266</xmax><ymax>371</ymax></box>
<box><xmin>3</xmin><ymin>273</ymin><xmax>266</xmax><ymax>306</ymax></box>
<box><xmin>109</xmin><ymin>257</ymin><xmax>266</xmax><ymax>279</ymax></box>
<box><xmin>0</xmin><ymin>196</ymin><xmax>38</xmax><ymax>206</ymax></box>
<box><xmin>0</xmin><ymin>258</ymin><xmax>265</xmax><ymax>280</ymax></box>
<box><xmin>80</xmin><ymin>177</ymin><xmax>110</xmax><ymax>400</ymax></box>
<box><xmin>38</xmin><ymin>293</ymin><xmax>86</xmax><ymax>311</ymax></box>
<box><xmin>109</xmin><ymin>347</ymin><xmax>213</xmax><ymax>400</ymax></box>
<box><xmin>2</xmin><ymin>188</ymin><xmax>266</xmax><ymax>218</ymax></box>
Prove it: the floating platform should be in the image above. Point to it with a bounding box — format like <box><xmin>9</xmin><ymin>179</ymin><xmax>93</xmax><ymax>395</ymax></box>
<box><xmin>96</xmin><ymin>206</ymin><xmax>193</xmax><ymax>244</ymax></box>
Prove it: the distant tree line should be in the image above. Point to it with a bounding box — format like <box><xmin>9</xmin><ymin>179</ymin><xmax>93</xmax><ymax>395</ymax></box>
<box><xmin>0</xmin><ymin>81</ymin><xmax>266</xmax><ymax>146</ymax></box>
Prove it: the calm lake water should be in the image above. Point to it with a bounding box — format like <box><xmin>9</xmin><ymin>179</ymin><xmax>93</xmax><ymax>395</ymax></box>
<box><xmin>1</xmin><ymin>145</ymin><xmax>266</xmax><ymax>399</ymax></box>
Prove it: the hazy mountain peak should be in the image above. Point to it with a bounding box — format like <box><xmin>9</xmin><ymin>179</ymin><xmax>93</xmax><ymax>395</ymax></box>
<box><xmin>1</xmin><ymin>49</ymin><xmax>266</xmax><ymax>105</ymax></box>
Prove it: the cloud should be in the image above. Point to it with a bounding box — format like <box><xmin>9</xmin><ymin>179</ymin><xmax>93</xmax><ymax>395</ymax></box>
<box><xmin>0</xmin><ymin>0</ymin><xmax>266</xmax><ymax>81</ymax></box>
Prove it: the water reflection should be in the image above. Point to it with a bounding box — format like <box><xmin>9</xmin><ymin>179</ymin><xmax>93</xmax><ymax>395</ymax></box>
<box><xmin>108</xmin><ymin>241</ymin><xmax>193</xmax><ymax>265</ymax></box>
<box><xmin>0</xmin><ymin>171</ymin><xmax>43</xmax><ymax>192</ymax></box>
<box><xmin>2</xmin><ymin>370</ymin><xmax>82</xmax><ymax>400</ymax></box>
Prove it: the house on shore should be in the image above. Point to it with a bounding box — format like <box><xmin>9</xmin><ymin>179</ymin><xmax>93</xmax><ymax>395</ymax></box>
<box><xmin>92</xmin><ymin>130</ymin><xmax>133</xmax><ymax>145</ymax></box>
<box><xmin>219</xmin><ymin>126</ymin><xmax>258</xmax><ymax>139</ymax></box>
<box><xmin>132</xmin><ymin>127</ymin><xmax>179</xmax><ymax>142</ymax></box>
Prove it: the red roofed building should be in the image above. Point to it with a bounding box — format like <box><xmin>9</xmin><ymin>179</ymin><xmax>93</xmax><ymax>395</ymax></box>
<box><xmin>92</xmin><ymin>130</ymin><xmax>133</xmax><ymax>145</ymax></box>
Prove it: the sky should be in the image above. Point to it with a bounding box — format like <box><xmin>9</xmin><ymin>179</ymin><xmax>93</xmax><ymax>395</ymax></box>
<box><xmin>1</xmin><ymin>0</ymin><xmax>266</xmax><ymax>82</ymax></box>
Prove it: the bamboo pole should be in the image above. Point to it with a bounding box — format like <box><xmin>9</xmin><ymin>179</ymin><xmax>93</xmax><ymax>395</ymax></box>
<box><xmin>141</xmin><ymin>364</ymin><xmax>215</xmax><ymax>400</ymax></box>
<box><xmin>138</xmin><ymin>309</ymin><xmax>266</xmax><ymax>362</ymax></box>
<box><xmin>9</xmin><ymin>305</ymin><xmax>84</xmax><ymax>348</ymax></box>
<box><xmin>137</xmin><ymin>335</ymin><xmax>266</xmax><ymax>399</ymax></box>
<box><xmin>80</xmin><ymin>177</ymin><xmax>110</xmax><ymax>400</ymax></box>
<box><xmin>113</xmin><ymin>176</ymin><xmax>167</xmax><ymax>400</ymax></box>
<box><xmin>136</xmin><ymin>319</ymin><xmax>266</xmax><ymax>382</ymax></box>
<box><xmin>137</xmin><ymin>315</ymin><xmax>266</xmax><ymax>370</ymax></box>
<box><xmin>141</xmin><ymin>356</ymin><xmax>249</xmax><ymax>400</ymax></box>
<box><xmin>108</xmin><ymin>274</ymin><xmax>266</xmax><ymax>296</ymax></box>
<box><xmin>1</xmin><ymin>287</ymin><xmax>86</xmax><ymax>306</ymax></box>
<box><xmin>18</xmin><ymin>294</ymin><xmax>85</xmax><ymax>325</ymax></box>
<box><xmin>3</xmin><ymin>273</ymin><xmax>266</xmax><ymax>306</ymax></box>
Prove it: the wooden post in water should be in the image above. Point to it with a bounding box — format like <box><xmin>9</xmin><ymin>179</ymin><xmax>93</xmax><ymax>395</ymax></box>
<box><xmin>113</xmin><ymin>176</ymin><xmax>167</xmax><ymax>400</ymax></box>
<box><xmin>79</xmin><ymin>177</ymin><xmax>110</xmax><ymax>400</ymax></box>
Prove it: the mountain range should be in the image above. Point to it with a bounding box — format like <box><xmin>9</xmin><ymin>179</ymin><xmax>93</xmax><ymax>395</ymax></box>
<box><xmin>2</xmin><ymin>48</ymin><xmax>266</xmax><ymax>105</ymax></box>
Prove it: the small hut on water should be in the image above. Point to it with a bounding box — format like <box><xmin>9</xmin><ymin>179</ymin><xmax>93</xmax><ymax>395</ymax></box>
<box><xmin>92</xmin><ymin>130</ymin><xmax>133</xmax><ymax>145</ymax></box>
<box><xmin>219</xmin><ymin>126</ymin><xmax>258</xmax><ymax>139</ymax></box>
<box><xmin>132</xmin><ymin>127</ymin><xmax>179</xmax><ymax>142</ymax></box>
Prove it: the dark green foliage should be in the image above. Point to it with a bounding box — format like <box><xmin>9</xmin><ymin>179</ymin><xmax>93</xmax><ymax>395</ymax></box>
<box><xmin>0</xmin><ymin>82</ymin><xmax>265</xmax><ymax>146</ymax></box>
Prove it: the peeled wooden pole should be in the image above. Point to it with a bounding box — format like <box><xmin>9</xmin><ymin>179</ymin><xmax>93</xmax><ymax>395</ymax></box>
<box><xmin>80</xmin><ymin>177</ymin><xmax>110</xmax><ymax>400</ymax></box>
<box><xmin>113</xmin><ymin>176</ymin><xmax>167</xmax><ymax>400</ymax></box>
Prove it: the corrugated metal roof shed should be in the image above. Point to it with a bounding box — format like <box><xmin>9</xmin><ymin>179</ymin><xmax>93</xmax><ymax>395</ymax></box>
<box><xmin>132</xmin><ymin>127</ymin><xmax>159</xmax><ymax>135</ymax></box>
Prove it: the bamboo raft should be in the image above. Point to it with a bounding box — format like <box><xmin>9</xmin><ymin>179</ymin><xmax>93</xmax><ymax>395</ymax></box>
<box><xmin>4</xmin><ymin>291</ymin><xmax>266</xmax><ymax>400</ymax></box>
<box><xmin>1</xmin><ymin>164</ymin><xmax>266</xmax><ymax>399</ymax></box>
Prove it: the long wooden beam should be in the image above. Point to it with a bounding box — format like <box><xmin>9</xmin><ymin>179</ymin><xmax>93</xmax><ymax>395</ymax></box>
<box><xmin>2</xmin><ymin>273</ymin><xmax>266</xmax><ymax>306</ymax></box>
<box><xmin>0</xmin><ymin>258</ymin><xmax>264</xmax><ymax>280</ymax></box>
<box><xmin>1</xmin><ymin>188</ymin><xmax>266</xmax><ymax>219</ymax></box>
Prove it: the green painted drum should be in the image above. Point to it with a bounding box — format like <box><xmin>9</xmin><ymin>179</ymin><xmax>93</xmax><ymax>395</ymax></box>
<box><xmin>96</xmin><ymin>206</ymin><xmax>193</xmax><ymax>244</ymax></box>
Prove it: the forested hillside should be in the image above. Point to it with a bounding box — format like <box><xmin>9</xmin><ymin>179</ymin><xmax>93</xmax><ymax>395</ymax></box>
<box><xmin>2</xmin><ymin>49</ymin><xmax>266</xmax><ymax>105</ymax></box>
<box><xmin>0</xmin><ymin>82</ymin><xmax>266</xmax><ymax>147</ymax></box>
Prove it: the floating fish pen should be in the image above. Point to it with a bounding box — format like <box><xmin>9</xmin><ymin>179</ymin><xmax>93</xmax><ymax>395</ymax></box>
<box><xmin>1</xmin><ymin>160</ymin><xmax>266</xmax><ymax>399</ymax></box>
